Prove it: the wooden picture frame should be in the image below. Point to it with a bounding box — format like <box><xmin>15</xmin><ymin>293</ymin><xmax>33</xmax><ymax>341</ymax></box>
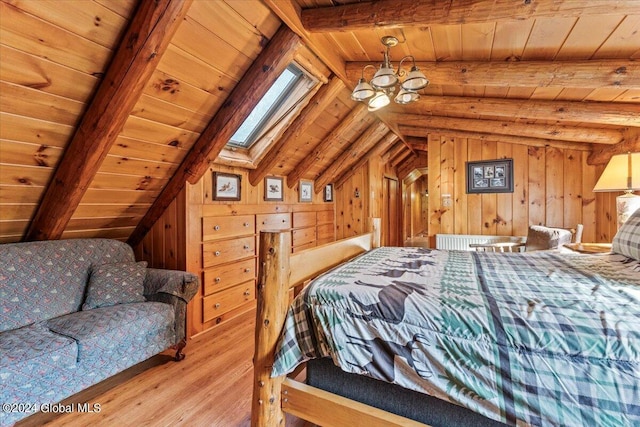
<box><xmin>323</xmin><ymin>184</ymin><xmax>333</xmax><ymax>202</ymax></box>
<box><xmin>212</xmin><ymin>172</ymin><xmax>241</xmax><ymax>201</ymax></box>
<box><xmin>299</xmin><ymin>181</ymin><xmax>313</xmax><ymax>202</ymax></box>
<box><xmin>466</xmin><ymin>159</ymin><xmax>513</xmax><ymax>194</ymax></box>
<box><xmin>264</xmin><ymin>176</ymin><xmax>283</xmax><ymax>201</ymax></box>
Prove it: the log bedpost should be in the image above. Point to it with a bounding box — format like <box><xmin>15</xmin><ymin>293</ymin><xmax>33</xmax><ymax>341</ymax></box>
<box><xmin>371</xmin><ymin>217</ymin><xmax>381</xmax><ymax>249</ymax></box>
<box><xmin>252</xmin><ymin>231</ymin><xmax>291</xmax><ymax>427</ymax></box>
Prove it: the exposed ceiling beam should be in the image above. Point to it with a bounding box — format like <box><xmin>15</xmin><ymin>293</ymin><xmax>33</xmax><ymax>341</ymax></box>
<box><xmin>346</xmin><ymin>60</ymin><xmax>640</xmax><ymax>90</ymax></box>
<box><xmin>391</xmin><ymin>150</ymin><xmax>413</xmax><ymax>168</ymax></box>
<box><xmin>128</xmin><ymin>27</ymin><xmax>302</xmax><ymax>247</ymax></box>
<box><xmin>400</xmin><ymin>126</ymin><xmax>595</xmax><ymax>151</ymax></box>
<box><xmin>263</xmin><ymin>0</ymin><xmax>347</xmax><ymax>82</ymax></box>
<box><xmin>382</xmin><ymin>140</ymin><xmax>408</xmax><ymax>162</ymax></box>
<box><xmin>389</xmin><ymin>113</ymin><xmax>622</xmax><ymax>144</ymax></box>
<box><xmin>588</xmin><ymin>128</ymin><xmax>640</xmax><ymax>165</ymax></box>
<box><xmin>334</xmin><ymin>132</ymin><xmax>398</xmax><ymax>188</ymax></box>
<box><xmin>24</xmin><ymin>0</ymin><xmax>192</xmax><ymax>242</ymax></box>
<box><xmin>301</xmin><ymin>0</ymin><xmax>640</xmax><ymax>33</ymax></box>
<box><xmin>249</xmin><ymin>76</ymin><xmax>345</xmax><ymax>186</ymax></box>
<box><xmin>315</xmin><ymin>121</ymin><xmax>389</xmax><ymax>192</ymax></box>
<box><xmin>387</xmin><ymin>96</ymin><xmax>640</xmax><ymax>128</ymax></box>
<box><xmin>397</xmin><ymin>153</ymin><xmax>429</xmax><ymax>182</ymax></box>
<box><xmin>287</xmin><ymin>103</ymin><xmax>369</xmax><ymax>188</ymax></box>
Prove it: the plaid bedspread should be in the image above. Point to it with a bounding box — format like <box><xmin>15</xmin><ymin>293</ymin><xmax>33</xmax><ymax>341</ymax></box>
<box><xmin>272</xmin><ymin>247</ymin><xmax>640</xmax><ymax>426</ymax></box>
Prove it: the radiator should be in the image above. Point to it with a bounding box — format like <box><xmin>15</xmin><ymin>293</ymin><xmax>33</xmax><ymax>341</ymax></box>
<box><xmin>435</xmin><ymin>234</ymin><xmax>525</xmax><ymax>251</ymax></box>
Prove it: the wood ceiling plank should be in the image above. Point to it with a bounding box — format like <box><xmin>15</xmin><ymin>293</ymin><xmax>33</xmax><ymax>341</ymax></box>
<box><xmin>131</xmin><ymin>94</ymin><xmax>211</xmax><ymax>133</ymax></box>
<box><xmin>5</xmin><ymin>0</ymin><xmax>128</xmax><ymax>48</ymax></box>
<box><xmin>287</xmin><ymin>102</ymin><xmax>369</xmax><ymax>188</ymax></box>
<box><xmin>315</xmin><ymin>121</ymin><xmax>389</xmax><ymax>192</ymax></box>
<box><xmin>0</xmin><ymin>139</ymin><xmax>63</xmax><ymax>168</ymax></box>
<box><xmin>0</xmin><ymin>2</ymin><xmax>112</xmax><ymax>74</ymax></box>
<box><xmin>250</xmin><ymin>77</ymin><xmax>346</xmax><ymax>186</ymax></box>
<box><xmin>0</xmin><ymin>81</ymin><xmax>83</xmax><ymax>127</ymax></box>
<box><xmin>127</xmin><ymin>27</ymin><xmax>303</xmax><ymax>247</ymax></box>
<box><xmin>300</xmin><ymin>0</ymin><xmax>640</xmax><ymax>32</ymax></box>
<box><xmin>388</xmin><ymin>96</ymin><xmax>640</xmax><ymax>127</ymax></box>
<box><xmin>109</xmin><ymin>136</ymin><xmax>186</xmax><ymax>165</ymax></box>
<box><xmin>593</xmin><ymin>15</ymin><xmax>640</xmax><ymax>59</ymax></box>
<box><xmin>345</xmin><ymin>60</ymin><xmax>640</xmax><ymax>90</ymax></box>
<box><xmin>0</xmin><ymin>113</ymin><xmax>74</xmax><ymax>147</ymax></box>
<box><xmin>144</xmin><ymin>69</ymin><xmax>223</xmax><ymax>115</ymax></box>
<box><xmin>224</xmin><ymin>0</ymin><xmax>281</xmax><ymax>39</ymax></box>
<box><xmin>490</xmin><ymin>19</ymin><xmax>533</xmax><ymax>61</ymax></box>
<box><xmin>556</xmin><ymin>15</ymin><xmax>624</xmax><ymax>60</ymax></box>
<box><xmin>521</xmin><ymin>17</ymin><xmax>575</xmax><ymax>60</ymax></box>
<box><xmin>24</xmin><ymin>0</ymin><xmax>193</xmax><ymax>242</ymax></box>
<box><xmin>0</xmin><ymin>45</ymin><xmax>98</xmax><ymax>101</ymax></box>
<box><xmin>392</xmin><ymin>114</ymin><xmax>623</xmax><ymax>144</ymax></box>
<box><xmin>120</xmin><ymin>115</ymin><xmax>200</xmax><ymax>148</ymax></box>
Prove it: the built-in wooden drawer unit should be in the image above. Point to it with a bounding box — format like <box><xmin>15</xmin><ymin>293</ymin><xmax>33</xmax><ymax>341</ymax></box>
<box><xmin>292</xmin><ymin>226</ymin><xmax>316</xmax><ymax>247</ymax></box>
<box><xmin>202</xmin><ymin>281</ymin><xmax>255</xmax><ymax>323</ymax></box>
<box><xmin>317</xmin><ymin>223</ymin><xmax>335</xmax><ymax>241</ymax></box>
<box><xmin>256</xmin><ymin>213</ymin><xmax>291</xmax><ymax>231</ymax></box>
<box><xmin>293</xmin><ymin>211</ymin><xmax>315</xmax><ymax>228</ymax></box>
<box><xmin>203</xmin><ymin>215</ymin><xmax>254</xmax><ymax>241</ymax></box>
<box><xmin>203</xmin><ymin>236</ymin><xmax>255</xmax><ymax>268</ymax></box>
<box><xmin>203</xmin><ymin>258</ymin><xmax>255</xmax><ymax>295</ymax></box>
<box><xmin>316</xmin><ymin>210</ymin><xmax>334</xmax><ymax>224</ymax></box>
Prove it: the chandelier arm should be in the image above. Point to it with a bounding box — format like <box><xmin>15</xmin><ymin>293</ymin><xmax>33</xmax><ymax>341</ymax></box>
<box><xmin>361</xmin><ymin>64</ymin><xmax>377</xmax><ymax>81</ymax></box>
<box><xmin>397</xmin><ymin>55</ymin><xmax>416</xmax><ymax>78</ymax></box>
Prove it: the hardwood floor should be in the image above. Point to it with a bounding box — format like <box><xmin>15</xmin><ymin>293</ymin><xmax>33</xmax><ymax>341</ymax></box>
<box><xmin>17</xmin><ymin>309</ymin><xmax>308</xmax><ymax>427</ymax></box>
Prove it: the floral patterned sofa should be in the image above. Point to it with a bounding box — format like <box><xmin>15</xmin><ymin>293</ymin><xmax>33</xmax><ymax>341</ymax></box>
<box><xmin>0</xmin><ymin>239</ymin><xmax>198</xmax><ymax>426</ymax></box>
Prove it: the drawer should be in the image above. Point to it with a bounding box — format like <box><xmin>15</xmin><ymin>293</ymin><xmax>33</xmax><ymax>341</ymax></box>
<box><xmin>292</xmin><ymin>226</ymin><xmax>315</xmax><ymax>247</ymax></box>
<box><xmin>203</xmin><ymin>236</ymin><xmax>255</xmax><ymax>267</ymax></box>
<box><xmin>202</xmin><ymin>281</ymin><xmax>255</xmax><ymax>323</ymax></box>
<box><xmin>203</xmin><ymin>258</ymin><xmax>255</xmax><ymax>295</ymax></box>
<box><xmin>317</xmin><ymin>223</ymin><xmax>335</xmax><ymax>241</ymax></box>
<box><xmin>293</xmin><ymin>211</ymin><xmax>315</xmax><ymax>228</ymax></box>
<box><xmin>256</xmin><ymin>213</ymin><xmax>291</xmax><ymax>231</ymax></box>
<box><xmin>203</xmin><ymin>215</ymin><xmax>254</xmax><ymax>241</ymax></box>
<box><xmin>316</xmin><ymin>210</ymin><xmax>334</xmax><ymax>224</ymax></box>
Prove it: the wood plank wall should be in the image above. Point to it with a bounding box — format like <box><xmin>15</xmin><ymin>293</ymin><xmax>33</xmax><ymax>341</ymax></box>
<box><xmin>426</xmin><ymin>134</ymin><xmax>620</xmax><ymax>244</ymax></box>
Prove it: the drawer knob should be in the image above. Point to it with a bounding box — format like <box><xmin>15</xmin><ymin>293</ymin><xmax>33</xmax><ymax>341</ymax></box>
<box><xmin>262</xmin><ymin>221</ymin><xmax>266</xmax><ymax>225</ymax></box>
<box><xmin>214</xmin><ymin>225</ymin><xmax>220</xmax><ymax>231</ymax></box>
<box><xmin>243</xmin><ymin>290</ymin><xmax>251</xmax><ymax>297</ymax></box>
<box><xmin>244</xmin><ymin>245</ymin><xmax>250</xmax><ymax>250</ymax></box>
<box><xmin>214</xmin><ymin>303</ymin><xmax>221</xmax><ymax>309</ymax></box>
<box><xmin>243</xmin><ymin>222</ymin><xmax>249</xmax><ymax>227</ymax></box>
<box><xmin>215</xmin><ymin>277</ymin><xmax>221</xmax><ymax>283</ymax></box>
<box><xmin>214</xmin><ymin>250</ymin><xmax>221</xmax><ymax>256</ymax></box>
<box><xmin>244</xmin><ymin>268</ymin><xmax>251</xmax><ymax>273</ymax></box>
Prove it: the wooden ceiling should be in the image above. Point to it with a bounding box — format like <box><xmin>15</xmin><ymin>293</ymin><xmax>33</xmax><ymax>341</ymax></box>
<box><xmin>0</xmin><ymin>0</ymin><xmax>638</xmax><ymax>244</ymax></box>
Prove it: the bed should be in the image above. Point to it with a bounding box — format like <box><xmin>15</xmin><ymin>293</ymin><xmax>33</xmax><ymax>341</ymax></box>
<box><xmin>251</xmin><ymin>216</ymin><xmax>640</xmax><ymax>427</ymax></box>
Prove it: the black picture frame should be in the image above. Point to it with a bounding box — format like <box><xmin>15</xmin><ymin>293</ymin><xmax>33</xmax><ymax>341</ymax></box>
<box><xmin>466</xmin><ymin>159</ymin><xmax>513</xmax><ymax>194</ymax></box>
<box><xmin>324</xmin><ymin>184</ymin><xmax>333</xmax><ymax>202</ymax></box>
<box><xmin>212</xmin><ymin>172</ymin><xmax>241</xmax><ymax>201</ymax></box>
<box><xmin>264</xmin><ymin>176</ymin><xmax>283</xmax><ymax>201</ymax></box>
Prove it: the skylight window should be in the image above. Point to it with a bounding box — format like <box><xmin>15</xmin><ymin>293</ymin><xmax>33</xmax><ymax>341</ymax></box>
<box><xmin>228</xmin><ymin>64</ymin><xmax>311</xmax><ymax>148</ymax></box>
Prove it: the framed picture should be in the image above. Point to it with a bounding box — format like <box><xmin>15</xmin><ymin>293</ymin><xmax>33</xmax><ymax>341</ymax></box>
<box><xmin>212</xmin><ymin>172</ymin><xmax>241</xmax><ymax>201</ymax></box>
<box><xmin>324</xmin><ymin>184</ymin><xmax>333</xmax><ymax>202</ymax></box>
<box><xmin>466</xmin><ymin>159</ymin><xmax>513</xmax><ymax>194</ymax></box>
<box><xmin>299</xmin><ymin>181</ymin><xmax>313</xmax><ymax>202</ymax></box>
<box><xmin>264</xmin><ymin>176</ymin><xmax>283</xmax><ymax>201</ymax></box>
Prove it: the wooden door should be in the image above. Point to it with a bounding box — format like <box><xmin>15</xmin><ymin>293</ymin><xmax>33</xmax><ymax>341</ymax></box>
<box><xmin>383</xmin><ymin>177</ymin><xmax>401</xmax><ymax>246</ymax></box>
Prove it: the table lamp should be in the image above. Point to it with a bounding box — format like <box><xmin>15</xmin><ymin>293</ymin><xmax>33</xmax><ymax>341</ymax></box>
<box><xmin>593</xmin><ymin>152</ymin><xmax>640</xmax><ymax>229</ymax></box>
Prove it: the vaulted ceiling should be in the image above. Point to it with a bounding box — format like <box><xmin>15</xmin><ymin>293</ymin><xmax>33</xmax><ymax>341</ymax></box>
<box><xmin>1</xmin><ymin>0</ymin><xmax>638</xmax><ymax>245</ymax></box>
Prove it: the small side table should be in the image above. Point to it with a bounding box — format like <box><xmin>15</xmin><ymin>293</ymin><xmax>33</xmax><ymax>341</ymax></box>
<box><xmin>563</xmin><ymin>243</ymin><xmax>612</xmax><ymax>254</ymax></box>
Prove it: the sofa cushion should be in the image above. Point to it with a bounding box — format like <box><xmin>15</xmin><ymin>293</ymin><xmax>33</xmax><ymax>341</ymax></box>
<box><xmin>612</xmin><ymin>207</ymin><xmax>640</xmax><ymax>260</ymax></box>
<box><xmin>0</xmin><ymin>323</ymin><xmax>78</xmax><ymax>398</ymax></box>
<box><xmin>83</xmin><ymin>261</ymin><xmax>148</xmax><ymax>310</ymax></box>
<box><xmin>0</xmin><ymin>239</ymin><xmax>135</xmax><ymax>333</ymax></box>
<box><xmin>47</xmin><ymin>302</ymin><xmax>175</xmax><ymax>366</ymax></box>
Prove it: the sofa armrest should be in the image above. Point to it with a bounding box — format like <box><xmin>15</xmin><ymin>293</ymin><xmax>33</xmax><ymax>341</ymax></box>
<box><xmin>143</xmin><ymin>268</ymin><xmax>199</xmax><ymax>347</ymax></box>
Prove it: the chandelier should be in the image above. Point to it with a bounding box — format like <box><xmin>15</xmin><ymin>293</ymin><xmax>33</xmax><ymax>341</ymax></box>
<box><xmin>351</xmin><ymin>36</ymin><xmax>429</xmax><ymax>112</ymax></box>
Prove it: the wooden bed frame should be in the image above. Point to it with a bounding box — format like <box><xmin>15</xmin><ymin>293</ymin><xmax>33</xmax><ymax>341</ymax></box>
<box><xmin>251</xmin><ymin>219</ymin><xmax>428</xmax><ymax>426</ymax></box>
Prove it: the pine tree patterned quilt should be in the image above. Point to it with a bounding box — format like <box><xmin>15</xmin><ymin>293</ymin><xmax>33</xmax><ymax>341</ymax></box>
<box><xmin>272</xmin><ymin>247</ymin><xmax>640</xmax><ymax>426</ymax></box>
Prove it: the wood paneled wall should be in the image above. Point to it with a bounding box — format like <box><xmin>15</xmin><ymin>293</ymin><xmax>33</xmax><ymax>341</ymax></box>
<box><xmin>426</xmin><ymin>134</ymin><xmax>618</xmax><ymax>243</ymax></box>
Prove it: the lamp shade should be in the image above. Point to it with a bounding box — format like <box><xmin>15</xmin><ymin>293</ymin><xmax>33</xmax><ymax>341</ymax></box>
<box><xmin>401</xmin><ymin>66</ymin><xmax>429</xmax><ymax>91</ymax></box>
<box><xmin>371</xmin><ymin>66</ymin><xmax>398</xmax><ymax>89</ymax></box>
<box><xmin>593</xmin><ymin>152</ymin><xmax>640</xmax><ymax>192</ymax></box>
<box><xmin>367</xmin><ymin>91</ymin><xmax>390</xmax><ymax>111</ymax></box>
<box><xmin>394</xmin><ymin>88</ymin><xmax>419</xmax><ymax>104</ymax></box>
<box><xmin>351</xmin><ymin>78</ymin><xmax>375</xmax><ymax>101</ymax></box>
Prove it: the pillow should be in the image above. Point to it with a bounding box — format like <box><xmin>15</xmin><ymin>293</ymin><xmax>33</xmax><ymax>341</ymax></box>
<box><xmin>612</xmin><ymin>208</ymin><xmax>640</xmax><ymax>260</ymax></box>
<box><xmin>82</xmin><ymin>261</ymin><xmax>148</xmax><ymax>310</ymax></box>
<box><xmin>525</xmin><ymin>225</ymin><xmax>573</xmax><ymax>251</ymax></box>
